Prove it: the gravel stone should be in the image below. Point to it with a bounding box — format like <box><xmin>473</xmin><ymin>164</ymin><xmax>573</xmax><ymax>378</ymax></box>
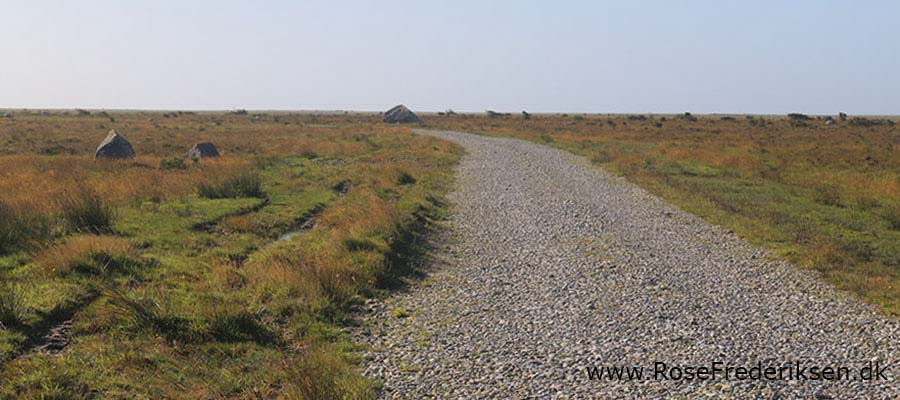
<box><xmin>360</xmin><ymin>130</ymin><xmax>899</xmax><ymax>399</ymax></box>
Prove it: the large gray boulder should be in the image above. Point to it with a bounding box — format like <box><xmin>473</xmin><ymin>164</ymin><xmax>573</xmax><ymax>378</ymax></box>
<box><xmin>383</xmin><ymin>105</ymin><xmax>421</xmax><ymax>124</ymax></box>
<box><xmin>94</xmin><ymin>129</ymin><xmax>135</xmax><ymax>159</ymax></box>
<box><xmin>186</xmin><ymin>142</ymin><xmax>220</xmax><ymax>159</ymax></box>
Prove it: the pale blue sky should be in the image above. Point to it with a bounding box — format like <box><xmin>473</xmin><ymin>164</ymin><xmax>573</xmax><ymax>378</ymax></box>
<box><xmin>1</xmin><ymin>0</ymin><xmax>898</xmax><ymax>114</ymax></box>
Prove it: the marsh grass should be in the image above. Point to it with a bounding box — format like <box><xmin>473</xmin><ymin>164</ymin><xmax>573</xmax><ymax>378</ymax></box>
<box><xmin>0</xmin><ymin>112</ymin><xmax>461</xmax><ymax>398</ymax></box>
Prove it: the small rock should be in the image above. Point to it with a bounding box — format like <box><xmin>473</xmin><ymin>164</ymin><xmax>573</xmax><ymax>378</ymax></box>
<box><xmin>186</xmin><ymin>142</ymin><xmax>220</xmax><ymax>159</ymax></box>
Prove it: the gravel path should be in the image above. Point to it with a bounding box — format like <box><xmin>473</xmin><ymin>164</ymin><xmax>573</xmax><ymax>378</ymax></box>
<box><xmin>360</xmin><ymin>130</ymin><xmax>898</xmax><ymax>399</ymax></box>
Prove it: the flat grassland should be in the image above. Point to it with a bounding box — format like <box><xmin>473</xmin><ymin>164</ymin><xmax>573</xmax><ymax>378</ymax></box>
<box><xmin>0</xmin><ymin>111</ymin><xmax>460</xmax><ymax>398</ymax></box>
<box><xmin>427</xmin><ymin>113</ymin><xmax>899</xmax><ymax>315</ymax></box>
<box><xmin>1</xmin><ymin>110</ymin><xmax>897</xmax><ymax>398</ymax></box>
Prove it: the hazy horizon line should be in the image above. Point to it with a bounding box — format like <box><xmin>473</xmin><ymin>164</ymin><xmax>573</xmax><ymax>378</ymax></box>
<box><xmin>1</xmin><ymin>107</ymin><xmax>897</xmax><ymax>118</ymax></box>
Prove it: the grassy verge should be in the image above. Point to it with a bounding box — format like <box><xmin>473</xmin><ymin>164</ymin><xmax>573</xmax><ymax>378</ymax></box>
<box><xmin>427</xmin><ymin>113</ymin><xmax>899</xmax><ymax>315</ymax></box>
<box><xmin>0</xmin><ymin>112</ymin><xmax>460</xmax><ymax>398</ymax></box>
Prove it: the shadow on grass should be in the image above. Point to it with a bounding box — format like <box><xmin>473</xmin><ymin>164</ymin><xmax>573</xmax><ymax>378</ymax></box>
<box><xmin>103</xmin><ymin>287</ymin><xmax>276</xmax><ymax>346</ymax></box>
<box><xmin>376</xmin><ymin>194</ymin><xmax>450</xmax><ymax>291</ymax></box>
<box><xmin>19</xmin><ymin>289</ymin><xmax>100</xmax><ymax>355</ymax></box>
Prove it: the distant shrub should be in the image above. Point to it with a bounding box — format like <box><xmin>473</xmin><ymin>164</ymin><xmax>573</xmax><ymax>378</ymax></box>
<box><xmin>627</xmin><ymin>115</ymin><xmax>648</xmax><ymax>121</ymax></box>
<box><xmin>573</xmin><ymin>114</ymin><xmax>585</xmax><ymax>120</ymax></box>
<box><xmin>748</xmin><ymin>117</ymin><xmax>767</xmax><ymax>127</ymax></box>
<box><xmin>813</xmin><ymin>184</ymin><xmax>843</xmax><ymax>207</ymax></box>
<box><xmin>591</xmin><ymin>151</ymin><xmax>611</xmax><ymax>163</ymax></box>
<box><xmin>849</xmin><ymin>117</ymin><xmax>895</xmax><ymax>127</ymax></box>
<box><xmin>299</xmin><ymin>149</ymin><xmax>319</xmax><ymax>159</ymax></box>
<box><xmin>720</xmin><ymin>116</ymin><xmax>736</xmax><ymax>121</ymax></box>
<box><xmin>159</xmin><ymin>157</ymin><xmax>187</xmax><ymax>170</ymax></box>
<box><xmin>199</xmin><ymin>173</ymin><xmax>265</xmax><ymax>199</ymax></box>
<box><xmin>397</xmin><ymin>171</ymin><xmax>417</xmax><ymax>185</ymax></box>
<box><xmin>676</xmin><ymin>112</ymin><xmax>698</xmax><ymax>122</ymax></box>
<box><xmin>789</xmin><ymin>119</ymin><xmax>810</xmax><ymax>128</ymax></box>
<box><xmin>787</xmin><ymin>113</ymin><xmax>812</xmax><ymax>121</ymax></box>
<box><xmin>231</xmin><ymin>109</ymin><xmax>248</xmax><ymax>115</ymax></box>
<box><xmin>58</xmin><ymin>189</ymin><xmax>113</xmax><ymax>234</ymax></box>
<box><xmin>522</xmin><ymin>111</ymin><xmax>531</xmax><ymax>120</ymax></box>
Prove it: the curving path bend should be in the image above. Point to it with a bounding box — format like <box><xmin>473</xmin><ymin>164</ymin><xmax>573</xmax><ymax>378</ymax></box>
<box><xmin>360</xmin><ymin>130</ymin><xmax>898</xmax><ymax>399</ymax></box>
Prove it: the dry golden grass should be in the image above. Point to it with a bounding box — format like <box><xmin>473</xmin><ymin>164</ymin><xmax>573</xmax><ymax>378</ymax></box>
<box><xmin>35</xmin><ymin>234</ymin><xmax>141</xmax><ymax>276</ymax></box>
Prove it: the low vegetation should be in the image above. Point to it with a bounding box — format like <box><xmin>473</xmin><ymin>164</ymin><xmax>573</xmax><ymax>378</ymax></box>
<box><xmin>0</xmin><ymin>111</ymin><xmax>461</xmax><ymax>398</ymax></box>
<box><xmin>428</xmin><ymin>113</ymin><xmax>900</xmax><ymax>315</ymax></box>
<box><xmin>198</xmin><ymin>172</ymin><xmax>265</xmax><ymax>199</ymax></box>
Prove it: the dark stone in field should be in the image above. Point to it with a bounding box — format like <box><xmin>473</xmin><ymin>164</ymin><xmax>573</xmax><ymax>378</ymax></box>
<box><xmin>94</xmin><ymin>129</ymin><xmax>135</xmax><ymax>159</ymax></box>
<box><xmin>824</xmin><ymin>117</ymin><xmax>836</xmax><ymax>125</ymax></box>
<box><xmin>186</xmin><ymin>142</ymin><xmax>220</xmax><ymax>159</ymax></box>
<box><xmin>383</xmin><ymin>104</ymin><xmax>421</xmax><ymax>124</ymax></box>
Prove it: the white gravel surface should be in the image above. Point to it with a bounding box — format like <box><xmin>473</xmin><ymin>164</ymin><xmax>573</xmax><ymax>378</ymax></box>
<box><xmin>360</xmin><ymin>130</ymin><xmax>898</xmax><ymax>399</ymax></box>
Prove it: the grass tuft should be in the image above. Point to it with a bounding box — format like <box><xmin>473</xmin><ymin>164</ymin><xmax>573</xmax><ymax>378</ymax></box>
<box><xmin>284</xmin><ymin>343</ymin><xmax>374</xmax><ymax>400</ymax></box>
<box><xmin>0</xmin><ymin>201</ymin><xmax>47</xmax><ymax>255</ymax></box>
<box><xmin>208</xmin><ymin>311</ymin><xmax>273</xmax><ymax>344</ymax></box>
<box><xmin>0</xmin><ymin>283</ymin><xmax>29</xmax><ymax>328</ymax></box>
<box><xmin>159</xmin><ymin>157</ymin><xmax>187</xmax><ymax>170</ymax></box>
<box><xmin>199</xmin><ymin>172</ymin><xmax>265</xmax><ymax>199</ymax></box>
<box><xmin>58</xmin><ymin>188</ymin><xmax>113</xmax><ymax>234</ymax></box>
<box><xmin>36</xmin><ymin>234</ymin><xmax>144</xmax><ymax>277</ymax></box>
<box><xmin>397</xmin><ymin>171</ymin><xmax>417</xmax><ymax>185</ymax></box>
<box><xmin>104</xmin><ymin>287</ymin><xmax>196</xmax><ymax>344</ymax></box>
